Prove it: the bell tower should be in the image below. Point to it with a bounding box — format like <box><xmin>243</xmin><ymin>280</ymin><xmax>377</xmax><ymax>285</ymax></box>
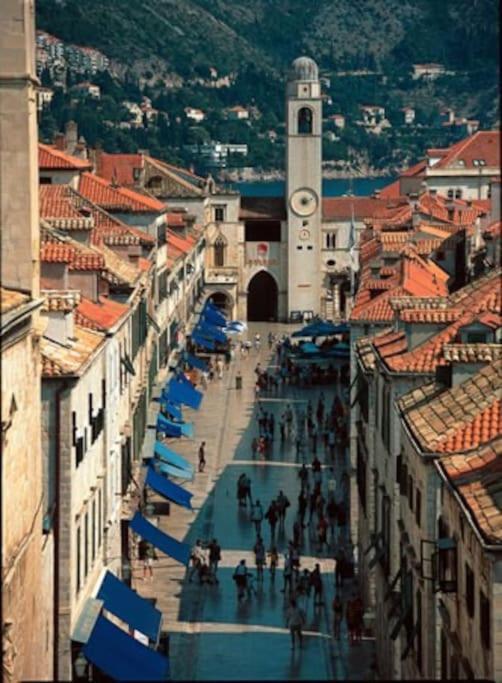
<box><xmin>285</xmin><ymin>56</ymin><xmax>322</xmax><ymax>318</ymax></box>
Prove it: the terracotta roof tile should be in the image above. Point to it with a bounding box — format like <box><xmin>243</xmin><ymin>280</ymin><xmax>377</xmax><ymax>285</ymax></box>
<box><xmin>38</xmin><ymin>143</ymin><xmax>92</xmax><ymax>171</ymax></box>
<box><xmin>78</xmin><ymin>172</ymin><xmax>165</xmax><ymax>213</ymax></box>
<box><xmin>0</xmin><ymin>288</ymin><xmax>30</xmax><ymax>315</ymax></box>
<box><xmin>39</xmin><ymin>185</ymin><xmax>94</xmax><ymax>229</ymax></box>
<box><xmin>443</xmin><ymin>344</ymin><xmax>502</xmax><ymax>364</ymax></box>
<box><xmin>322</xmin><ymin>197</ymin><xmax>408</xmax><ymax>221</ymax></box>
<box><xmin>41</xmin><ymin>324</ymin><xmax>105</xmax><ymax>376</ymax></box>
<box><xmin>400</xmin><ymin>359</ymin><xmax>502</xmax><ymax>454</ymax></box>
<box><xmin>435</xmin><ymin>438</ymin><xmax>502</xmax><ymax>544</ymax></box>
<box><xmin>75</xmin><ymin>296</ymin><xmax>129</xmax><ymax>331</ymax></box>
<box><xmin>431</xmin><ymin>131</ymin><xmax>500</xmax><ymax>170</ymax></box>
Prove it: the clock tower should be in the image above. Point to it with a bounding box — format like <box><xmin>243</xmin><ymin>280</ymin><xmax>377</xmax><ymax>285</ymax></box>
<box><xmin>286</xmin><ymin>56</ymin><xmax>322</xmax><ymax>317</ymax></box>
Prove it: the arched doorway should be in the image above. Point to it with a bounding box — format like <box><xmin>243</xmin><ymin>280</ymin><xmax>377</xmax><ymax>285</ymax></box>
<box><xmin>208</xmin><ymin>292</ymin><xmax>232</xmax><ymax>317</ymax></box>
<box><xmin>247</xmin><ymin>271</ymin><xmax>278</xmax><ymax>321</ymax></box>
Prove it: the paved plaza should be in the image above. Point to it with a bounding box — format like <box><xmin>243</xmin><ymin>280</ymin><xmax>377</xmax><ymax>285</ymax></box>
<box><xmin>133</xmin><ymin>323</ymin><xmax>375</xmax><ymax>680</ymax></box>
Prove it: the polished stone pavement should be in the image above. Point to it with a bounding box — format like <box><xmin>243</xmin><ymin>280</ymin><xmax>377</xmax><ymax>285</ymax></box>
<box><xmin>133</xmin><ymin>323</ymin><xmax>375</xmax><ymax>680</ymax></box>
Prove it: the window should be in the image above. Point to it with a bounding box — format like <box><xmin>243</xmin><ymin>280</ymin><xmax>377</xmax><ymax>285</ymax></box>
<box><xmin>356</xmin><ymin>442</ymin><xmax>367</xmax><ymax>514</ymax></box>
<box><xmin>408</xmin><ymin>474</ymin><xmax>414</xmax><ymax>511</ymax></box>
<box><xmin>466</xmin><ymin>332</ymin><xmax>487</xmax><ymax>343</ymax></box>
<box><xmin>75</xmin><ymin>436</ymin><xmax>84</xmax><ymax>467</ymax></box>
<box><xmin>325</xmin><ymin>232</ymin><xmax>336</xmax><ymax>249</ymax></box>
<box><xmin>76</xmin><ymin>525</ymin><xmax>81</xmax><ymax>595</ymax></box>
<box><xmin>465</xmin><ymin>563</ymin><xmax>475</xmax><ymax>618</ymax></box>
<box><xmin>447</xmin><ymin>189</ymin><xmax>454</xmax><ymax>199</ymax></box>
<box><xmin>401</xmin><ymin>462</ymin><xmax>408</xmax><ymax>498</ymax></box>
<box><xmin>214</xmin><ymin>236</ymin><xmax>225</xmax><ymax>267</ymax></box>
<box><xmin>455</xmin><ymin>189</ymin><xmax>463</xmax><ymax>199</ymax></box>
<box><xmin>381</xmin><ymin>494</ymin><xmax>391</xmax><ymax>575</ymax></box>
<box><xmin>158</xmin><ymin>270</ymin><xmax>168</xmax><ymax>301</ymax></box>
<box><xmin>133</xmin><ymin>167</ymin><xmax>141</xmax><ymax>181</ymax></box>
<box><xmin>72</xmin><ymin>411</ymin><xmax>77</xmax><ymax>447</ymax></box>
<box><xmin>91</xmin><ymin>500</ymin><xmax>96</xmax><ymax>562</ymax></box>
<box><xmin>214</xmin><ymin>206</ymin><xmax>226</xmax><ymax>222</ymax></box>
<box><xmin>88</xmin><ymin>393</ymin><xmax>93</xmax><ymax>426</ymax></box>
<box><xmin>381</xmin><ymin>380</ymin><xmax>391</xmax><ymax>451</ymax></box>
<box><xmin>298</xmin><ymin>107</ymin><xmax>313</xmax><ymax>134</ymax></box>
<box><xmin>416</xmin><ymin>588</ymin><xmax>423</xmax><ymax>672</ymax></box>
<box><xmin>297</xmin><ymin>245</ymin><xmax>303</xmax><ymax>250</ymax></box>
<box><xmin>84</xmin><ymin>512</ymin><xmax>89</xmax><ymax>578</ymax></box>
<box><xmin>415</xmin><ymin>489</ymin><xmax>422</xmax><ymax>527</ymax></box>
<box><xmin>480</xmin><ymin>590</ymin><xmax>491</xmax><ymax>649</ymax></box>
<box><xmin>98</xmin><ymin>488</ymin><xmax>102</xmax><ymax>549</ymax></box>
<box><xmin>157</xmin><ymin>222</ymin><xmax>166</xmax><ymax>246</ymax></box>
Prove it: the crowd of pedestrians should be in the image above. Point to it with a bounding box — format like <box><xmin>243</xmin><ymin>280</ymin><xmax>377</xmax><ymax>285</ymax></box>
<box><xmin>184</xmin><ymin>329</ymin><xmax>364</xmax><ymax>656</ymax></box>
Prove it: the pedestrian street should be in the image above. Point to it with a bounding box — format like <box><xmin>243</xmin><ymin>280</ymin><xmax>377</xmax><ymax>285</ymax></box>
<box><xmin>133</xmin><ymin>323</ymin><xmax>375</xmax><ymax>680</ymax></box>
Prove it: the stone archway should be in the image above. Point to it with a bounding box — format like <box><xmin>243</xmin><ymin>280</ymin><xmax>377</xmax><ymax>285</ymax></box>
<box><xmin>207</xmin><ymin>291</ymin><xmax>233</xmax><ymax>317</ymax></box>
<box><xmin>247</xmin><ymin>271</ymin><xmax>278</xmax><ymax>322</ymax></box>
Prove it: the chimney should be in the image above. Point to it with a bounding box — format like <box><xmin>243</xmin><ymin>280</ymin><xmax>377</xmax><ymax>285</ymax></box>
<box><xmin>65</xmin><ymin>120</ymin><xmax>78</xmax><ymax>154</ymax></box>
<box><xmin>54</xmin><ymin>132</ymin><xmax>66</xmax><ymax>151</ymax></box>
<box><xmin>43</xmin><ymin>308</ymin><xmax>75</xmax><ymax>347</ymax></box>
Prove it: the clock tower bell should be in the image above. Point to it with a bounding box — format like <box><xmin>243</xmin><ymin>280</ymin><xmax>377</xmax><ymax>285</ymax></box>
<box><xmin>286</xmin><ymin>56</ymin><xmax>322</xmax><ymax>318</ymax></box>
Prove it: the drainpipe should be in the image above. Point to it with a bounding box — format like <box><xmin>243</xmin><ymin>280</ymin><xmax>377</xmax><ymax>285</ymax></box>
<box><xmin>53</xmin><ymin>379</ymin><xmax>70</xmax><ymax>681</ymax></box>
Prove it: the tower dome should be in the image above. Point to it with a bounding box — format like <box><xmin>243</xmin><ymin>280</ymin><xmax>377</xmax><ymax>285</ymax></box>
<box><xmin>291</xmin><ymin>56</ymin><xmax>319</xmax><ymax>82</ymax></box>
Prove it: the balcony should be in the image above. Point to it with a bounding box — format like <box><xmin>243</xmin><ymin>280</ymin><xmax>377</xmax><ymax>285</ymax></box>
<box><xmin>205</xmin><ymin>268</ymin><xmax>239</xmax><ymax>285</ymax></box>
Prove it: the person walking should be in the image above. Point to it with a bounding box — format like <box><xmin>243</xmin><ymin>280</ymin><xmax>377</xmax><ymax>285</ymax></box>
<box><xmin>293</xmin><ymin>519</ymin><xmax>302</xmax><ymax>548</ymax></box>
<box><xmin>335</xmin><ymin>548</ymin><xmax>345</xmax><ymax>589</ymax></box>
<box><xmin>188</xmin><ymin>540</ymin><xmax>205</xmax><ymax>582</ymax></box>
<box><xmin>308</xmin><ymin>489</ymin><xmax>317</xmax><ymax>525</ymax></box>
<box><xmin>285</xmin><ymin>404</ymin><xmax>293</xmax><ymax>436</ymax></box>
<box><xmin>208</xmin><ymin>539</ymin><xmax>221</xmax><ymax>582</ymax></box>
<box><xmin>346</xmin><ymin>594</ymin><xmax>357</xmax><ymax>646</ymax></box>
<box><xmin>317</xmin><ymin>514</ymin><xmax>328</xmax><ymax>553</ymax></box>
<box><xmin>142</xmin><ymin>542</ymin><xmax>157</xmax><ymax>580</ymax></box>
<box><xmin>233</xmin><ymin>559</ymin><xmax>249</xmax><ymax>603</ymax></box>
<box><xmin>265</xmin><ymin>500</ymin><xmax>278</xmax><ymax>540</ymax></box>
<box><xmin>237</xmin><ymin>474</ymin><xmax>247</xmax><ymax>507</ymax></box>
<box><xmin>251</xmin><ymin>437</ymin><xmax>258</xmax><ymax>458</ymax></box>
<box><xmin>276</xmin><ymin>490</ymin><xmax>290</xmax><ymax>530</ymax></box>
<box><xmin>281</xmin><ymin>555</ymin><xmax>293</xmax><ymax>595</ymax></box>
<box><xmin>243</xmin><ymin>474</ymin><xmax>253</xmax><ymax>506</ymax></box>
<box><xmin>327</xmin><ymin>496</ymin><xmax>338</xmax><ymax>541</ymax></box>
<box><xmin>254</xmin><ymin>535</ymin><xmax>266</xmax><ymax>582</ymax></box>
<box><xmin>297</xmin><ymin>463</ymin><xmax>309</xmax><ymax>492</ymax></box>
<box><xmin>311</xmin><ymin>423</ymin><xmax>318</xmax><ymax>453</ymax></box>
<box><xmin>286</xmin><ymin>599</ymin><xmax>306</xmax><ymax>649</ymax></box>
<box><xmin>216</xmin><ymin>356</ymin><xmax>224</xmax><ymax>380</ymax></box>
<box><xmin>332</xmin><ymin>594</ymin><xmax>344</xmax><ymax>640</ymax></box>
<box><xmin>251</xmin><ymin>499</ymin><xmax>264</xmax><ymax>536</ymax></box>
<box><xmin>198</xmin><ymin>441</ymin><xmax>206</xmax><ymax>472</ymax></box>
<box><xmin>298</xmin><ymin>490</ymin><xmax>308</xmax><ymax>528</ymax></box>
<box><xmin>310</xmin><ymin>563</ymin><xmax>324</xmax><ymax>607</ymax></box>
<box><xmin>268</xmin><ymin>545</ymin><xmax>279</xmax><ymax>583</ymax></box>
<box><xmin>279</xmin><ymin>415</ymin><xmax>286</xmax><ymax>442</ymax></box>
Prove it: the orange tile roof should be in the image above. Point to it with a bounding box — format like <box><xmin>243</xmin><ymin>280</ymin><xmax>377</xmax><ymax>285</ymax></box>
<box><xmin>138</xmin><ymin>257</ymin><xmax>152</xmax><ymax>272</ymax></box>
<box><xmin>96</xmin><ymin>153</ymin><xmax>143</xmax><ymax>186</ymax></box>
<box><xmin>39</xmin><ymin>143</ymin><xmax>93</xmax><ymax>171</ymax></box>
<box><xmin>75</xmin><ymin>296</ymin><xmax>129</xmax><ymax>331</ymax></box>
<box><xmin>399</xmin><ymin>359</ymin><xmax>501</xmax><ymax>454</ymax></box>
<box><xmin>399</xmin><ymin>308</ymin><xmax>462</xmax><ymax>324</ymax></box>
<box><xmin>1</xmin><ymin>288</ymin><xmax>30</xmax><ymax>315</ymax></box>
<box><xmin>322</xmin><ymin>196</ymin><xmax>408</xmax><ymax>221</ymax></box>
<box><xmin>39</xmin><ymin>185</ymin><xmax>94</xmax><ymax>229</ymax></box>
<box><xmin>401</xmin><ymin>159</ymin><xmax>427</xmax><ymax>177</ymax></box>
<box><xmin>378</xmin><ymin>179</ymin><xmax>401</xmax><ymax>199</ymax></box>
<box><xmin>41</xmin><ymin>324</ymin><xmax>105</xmax><ymax>376</ymax></box>
<box><xmin>78</xmin><ymin>172</ymin><xmax>166</xmax><ymax>213</ymax></box>
<box><xmin>436</xmin><ymin>438</ymin><xmax>502</xmax><ymax>545</ymax></box>
<box><xmin>385</xmin><ymin>271</ymin><xmax>501</xmax><ymax>373</ymax></box>
<box><xmin>167</xmin><ymin>230</ymin><xmax>192</xmax><ymax>254</ymax></box>
<box><xmin>431</xmin><ymin>131</ymin><xmax>500</xmax><ymax>169</ymax></box>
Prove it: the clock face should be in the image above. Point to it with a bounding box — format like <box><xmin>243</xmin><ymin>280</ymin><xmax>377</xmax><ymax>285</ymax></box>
<box><xmin>290</xmin><ymin>188</ymin><xmax>318</xmax><ymax>217</ymax></box>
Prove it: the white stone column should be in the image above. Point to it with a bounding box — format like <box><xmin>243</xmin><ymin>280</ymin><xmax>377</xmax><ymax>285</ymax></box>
<box><xmin>333</xmin><ymin>283</ymin><xmax>341</xmax><ymax>319</ymax></box>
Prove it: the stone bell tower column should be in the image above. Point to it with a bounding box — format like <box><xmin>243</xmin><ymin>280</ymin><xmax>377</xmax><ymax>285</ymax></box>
<box><xmin>285</xmin><ymin>56</ymin><xmax>322</xmax><ymax>318</ymax></box>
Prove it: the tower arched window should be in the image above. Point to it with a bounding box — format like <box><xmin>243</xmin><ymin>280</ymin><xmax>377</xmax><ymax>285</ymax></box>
<box><xmin>298</xmin><ymin>107</ymin><xmax>313</xmax><ymax>135</ymax></box>
<box><xmin>214</xmin><ymin>236</ymin><xmax>226</xmax><ymax>267</ymax></box>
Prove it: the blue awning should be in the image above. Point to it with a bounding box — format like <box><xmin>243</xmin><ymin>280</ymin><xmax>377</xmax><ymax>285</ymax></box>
<box><xmin>184</xmin><ymin>353</ymin><xmax>208</xmax><ymax>372</ymax></box>
<box><xmin>153</xmin><ymin>458</ymin><xmax>193</xmax><ymax>481</ymax></box>
<box><xmin>192</xmin><ymin>334</ymin><xmax>215</xmax><ymax>351</ymax></box>
<box><xmin>145</xmin><ymin>466</ymin><xmax>193</xmax><ymax>510</ymax></box>
<box><xmin>129</xmin><ymin>511</ymin><xmax>191</xmax><ymax>565</ymax></box>
<box><xmin>154</xmin><ymin>441</ymin><xmax>194</xmax><ymax>475</ymax></box>
<box><xmin>156</xmin><ymin>414</ymin><xmax>193</xmax><ymax>438</ymax></box>
<box><xmin>96</xmin><ymin>571</ymin><xmax>162</xmax><ymax>643</ymax></box>
<box><xmin>196</xmin><ymin>322</ymin><xmax>227</xmax><ymax>343</ymax></box>
<box><xmin>83</xmin><ymin>614</ymin><xmax>169</xmax><ymax>681</ymax></box>
<box><xmin>300</xmin><ymin>342</ymin><xmax>320</xmax><ymax>355</ymax></box>
<box><xmin>202</xmin><ymin>303</ymin><xmax>227</xmax><ymax>326</ymax></box>
<box><xmin>161</xmin><ymin>399</ymin><xmax>183</xmax><ymax>421</ymax></box>
<box><xmin>167</xmin><ymin>378</ymin><xmax>202</xmax><ymax>410</ymax></box>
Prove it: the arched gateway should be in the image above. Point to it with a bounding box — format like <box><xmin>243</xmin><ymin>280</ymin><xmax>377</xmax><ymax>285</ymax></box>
<box><xmin>247</xmin><ymin>271</ymin><xmax>278</xmax><ymax>321</ymax></box>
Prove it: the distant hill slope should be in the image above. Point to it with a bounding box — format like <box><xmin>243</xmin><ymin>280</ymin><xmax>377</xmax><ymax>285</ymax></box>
<box><xmin>36</xmin><ymin>0</ymin><xmax>499</xmax><ymax>78</ymax></box>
